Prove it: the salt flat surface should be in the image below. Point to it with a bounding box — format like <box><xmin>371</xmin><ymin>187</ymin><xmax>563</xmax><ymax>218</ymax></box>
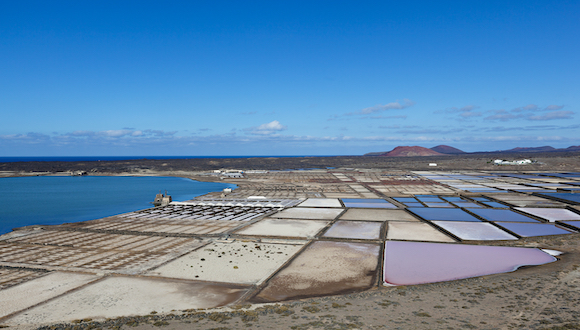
<box><xmin>235</xmin><ymin>218</ymin><xmax>330</xmax><ymax>237</ymax></box>
<box><xmin>383</xmin><ymin>241</ymin><xmax>556</xmax><ymax>286</ymax></box>
<box><xmin>538</xmin><ymin>192</ymin><xmax>580</xmax><ymax>204</ymax></box>
<box><xmin>452</xmin><ymin>202</ymin><xmax>483</xmax><ymax>208</ymax></box>
<box><xmin>408</xmin><ymin>208</ymin><xmax>482</xmax><ymax>222</ymax></box>
<box><xmin>322</xmin><ymin>221</ymin><xmax>382</xmax><ymax>240</ymax></box>
<box><xmin>343</xmin><ymin>202</ymin><xmax>397</xmax><ymax>209</ymax></box>
<box><xmin>386</xmin><ymin>222</ymin><xmax>455</xmax><ymax>242</ymax></box>
<box><xmin>480</xmin><ymin>201</ymin><xmax>509</xmax><ymax>208</ymax></box>
<box><xmin>340</xmin><ymin>198</ymin><xmax>388</xmax><ymax>203</ymax></box>
<box><xmin>339</xmin><ymin>209</ymin><xmax>419</xmax><ymax>221</ymax></box>
<box><xmin>494</xmin><ymin>222</ymin><xmax>573</xmax><ymax>237</ymax></box>
<box><xmin>149</xmin><ymin>240</ymin><xmax>305</xmax><ymax>284</ymax></box>
<box><xmin>6</xmin><ymin>276</ymin><xmax>249</xmax><ymax>325</ymax></box>
<box><xmin>424</xmin><ymin>202</ymin><xmax>453</xmax><ymax>208</ymax></box>
<box><xmin>468</xmin><ymin>209</ymin><xmax>541</xmax><ymax>223</ymax></box>
<box><xmin>270</xmin><ymin>207</ymin><xmax>343</xmax><ymax>220</ymax></box>
<box><xmin>394</xmin><ymin>197</ymin><xmax>417</xmax><ymax>202</ymax></box>
<box><xmin>252</xmin><ymin>241</ymin><xmax>380</xmax><ymax>302</ymax></box>
<box><xmin>515</xmin><ymin>208</ymin><xmax>580</xmax><ymax>222</ymax></box>
<box><xmin>341</xmin><ymin>198</ymin><xmax>397</xmax><ymax>209</ymax></box>
<box><xmin>0</xmin><ymin>272</ymin><xmax>100</xmax><ymax>319</ymax></box>
<box><xmin>432</xmin><ymin>221</ymin><xmax>518</xmax><ymax>241</ymax></box>
<box><xmin>503</xmin><ymin>200</ymin><xmax>566</xmax><ymax>207</ymax></box>
<box><xmin>298</xmin><ymin>198</ymin><xmax>342</xmax><ymax>208</ymax></box>
<box><xmin>441</xmin><ymin>197</ymin><xmax>465</xmax><ymax>202</ymax></box>
<box><xmin>559</xmin><ymin>220</ymin><xmax>580</xmax><ymax>230</ymax></box>
<box><xmin>416</xmin><ymin>197</ymin><xmax>443</xmax><ymax>203</ymax></box>
<box><xmin>404</xmin><ymin>202</ymin><xmax>426</xmax><ymax>207</ymax></box>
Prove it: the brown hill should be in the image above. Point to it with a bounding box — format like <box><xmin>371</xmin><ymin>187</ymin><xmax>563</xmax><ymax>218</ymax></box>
<box><xmin>503</xmin><ymin>146</ymin><xmax>556</xmax><ymax>153</ymax></box>
<box><xmin>383</xmin><ymin>146</ymin><xmax>445</xmax><ymax>157</ymax></box>
<box><xmin>430</xmin><ymin>145</ymin><xmax>465</xmax><ymax>154</ymax></box>
<box><xmin>565</xmin><ymin>146</ymin><xmax>580</xmax><ymax>151</ymax></box>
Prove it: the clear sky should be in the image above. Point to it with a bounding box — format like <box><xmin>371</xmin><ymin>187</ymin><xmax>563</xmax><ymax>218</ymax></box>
<box><xmin>1</xmin><ymin>1</ymin><xmax>579</xmax><ymax>156</ymax></box>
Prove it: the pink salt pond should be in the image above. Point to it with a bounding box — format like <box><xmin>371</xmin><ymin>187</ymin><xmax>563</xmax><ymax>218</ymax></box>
<box><xmin>383</xmin><ymin>241</ymin><xmax>556</xmax><ymax>286</ymax></box>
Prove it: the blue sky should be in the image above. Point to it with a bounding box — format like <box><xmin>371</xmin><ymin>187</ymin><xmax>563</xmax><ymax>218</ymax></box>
<box><xmin>1</xmin><ymin>1</ymin><xmax>579</xmax><ymax>156</ymax></box>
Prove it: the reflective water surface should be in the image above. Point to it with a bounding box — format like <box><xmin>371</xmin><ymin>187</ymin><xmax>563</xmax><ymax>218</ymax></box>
<box><xmin>383</xmin><ymin>241</ymin><xmax>556</xmax><ymax>286</ymax></box>
<box><xmin>408</xmin><ymin>208</ymin><xmax>482</xmax><ymax>222</ymax></box>
<box><xmin>467</xmin><ymin>209</ymin><xmax>541</xmax><ymax>223</ymax></box>
<box><xmin>494</xmin><ymin>222</ymin><xmax>573</xmax><ymax>237</ymax></box>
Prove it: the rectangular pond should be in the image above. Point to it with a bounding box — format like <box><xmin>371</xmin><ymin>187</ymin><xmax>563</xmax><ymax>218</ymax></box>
<box><xmin>431</xmin><ymin>221</ymin><xmax>518</xmax><ymax>241</ymax></box>
<box><xmin>467</xmin><ymin>209</ymin><xmax>542</xmax><ymax>223</ymax></box>
<box><xmin>408</xmin><ymin>208</ymin><xmax>483</xmax><ymax>222</ymax></box>
<box><xmin>383</xmin><ymin>241</ymin><xmax>556</xmax><ymax>286</ymax></box>
<box><xmin>493</xmin><ymin>222</ymin><xmax>573</xmax><ymax>237</ymax></box>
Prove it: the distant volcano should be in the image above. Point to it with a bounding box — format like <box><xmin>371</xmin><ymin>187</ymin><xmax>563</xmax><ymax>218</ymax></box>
<box><xmin>502</xmin><ymin>146</ymin><xmax>556</xmax><ymax>153</ymax></box>
<box><xmin>364</xmin><ymin>144</ymin><xmax>580</xmax><ymax>156</ymax></box>
<box><xmin>430</xmin><ymin>145</ymin><xmax>466</xmax><ymax>154</ymax></box>
<box><xmin>367</xmin><ymin>146</ymin><xmax>445</xmax><ymax>157</ymax></box>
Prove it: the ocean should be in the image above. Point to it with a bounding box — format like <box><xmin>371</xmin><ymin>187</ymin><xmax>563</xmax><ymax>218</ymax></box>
<box><xmin>0</xmin><ymin>176</ymin><xmax>236</xmax><ymax>235</ymax></box>
<box><xmin>0</xmin><ymin>156</ymin><xmax>329</xmax><ymax>163</ymax></box>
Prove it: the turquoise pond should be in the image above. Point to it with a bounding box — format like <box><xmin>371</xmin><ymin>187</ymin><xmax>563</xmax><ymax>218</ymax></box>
<box><xmin>0</xmin><ymin>176</ymin><xmax>236</xmax><ymax>235</ymax></box>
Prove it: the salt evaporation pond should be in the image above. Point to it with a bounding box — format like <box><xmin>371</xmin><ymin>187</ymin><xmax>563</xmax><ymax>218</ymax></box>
<box><xmin>383</xmin><ymin>241</ymin><xmax>556</xmax><ymax>286</ymax></box>
<box><xmin>408</xmin><ymin>208</ymin><xmax>482</xmax><ymax>222</ymax></box>
<box><xmin>0</xmin><ymin>176</ymin><xmax>236</xmax><ymax>235</ymax></box>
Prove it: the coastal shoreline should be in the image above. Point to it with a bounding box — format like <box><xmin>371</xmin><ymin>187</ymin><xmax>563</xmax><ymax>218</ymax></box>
<box><xmin>2</xmin><ymin>158</ymin><xmax>580</xmax><ymax>329</ymax></box>
<box><xmin>1</xmin><ymin>151</ymin><xmax>580</xmax><ymax>176</ymax></box>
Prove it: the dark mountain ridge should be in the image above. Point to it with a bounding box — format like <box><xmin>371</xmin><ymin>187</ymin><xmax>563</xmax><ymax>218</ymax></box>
<box><xmin>365</xmin><ymin>145</ymin><xmax>580</xmax><ymax>156</ymax></box>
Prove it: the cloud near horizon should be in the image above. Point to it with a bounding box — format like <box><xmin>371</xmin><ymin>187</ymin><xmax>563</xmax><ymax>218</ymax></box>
<box><xmin>2</xmin><ymin>128</ymin><xmax>580</xmax><ymax>155</ymax></box>
<box><xmin>528</xmin><ymin>111</ymin><xmax>574</xmax><ymax>121</ymax></box>
<box><xmin>243</xmin><ymin>120</ymin><xmax>288</xmax><ymax>135</ymax></box>
<box><xmin>347</xmin><ymin>99</ymin><xmax>415</xmax><ymax>116</ymax></box>
<box><xmin>484</xmin><ymin>109</ymin><xmax>574</xmax><ymax>121</ymax></box>
<box><xmin>441</xmin><ymin>103</ymin><xmax>571</xmax><ymax>122</ymax></box>
<box><xmin>439</xmin><ymin>105</ymin><xmax>482</xmax><ymax>119</ymax></box>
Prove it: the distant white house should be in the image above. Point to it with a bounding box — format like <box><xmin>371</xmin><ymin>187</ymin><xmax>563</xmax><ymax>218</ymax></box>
<box><xmin>221</xmin><ymin>172</ymin><xmax>243</xmax><ymax>178</ymax></box>
<box><xmin>493</xmin><ymin>159</ymin><xmax>533</xmax><ymax>165</ymax></box>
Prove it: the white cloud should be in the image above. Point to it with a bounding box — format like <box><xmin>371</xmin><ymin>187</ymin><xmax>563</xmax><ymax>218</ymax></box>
<box><xmin>70</xmin><ymin>130</ymin><xmax>96</xmax><ymax>137</ymax></box>
<box><xmin>369</xmin><ymin>115</ymin><xmax>408</xmax><ymax>119</ymax></box>
<box><xmin>439</xmin><ymin>105</ymin><xmax>482</xmax><ymax>120</ymax></box>
<box><xmin>511</xmin><ymin>104</ymin><xmax>539</xmax><ymax>112</ymax></box>
<box><xmin>459</xmin><ymin>111</ymin><xmax>482</xmax><ymax>118</ymax></box>
<box><xmin>544</xmin><ymin>105</ymin><xmax>564</xmax><ymax>111</ymax></box>
<box><xmin>257</xmin><ymin>120</ymin><xmax>286</xmax><ymax>131</ymax></box>
<box><xmin>528</xmin><ymin>111</ymin><xmax>574</xmax><ymax>121</ymax></box>
<box><xmin>98</xmin><ymin>130</ymin><xmax>134</xmax><ymax>137</ymax></box>
<box><xmin>458</xmin><ymin>105</ymin><xmax>479</xmax><ymax>112</ymax></box>
<box><xmin>348</xmin><ymin>99</ymin><xmax>415</xmax><ymax>115</ymax></box>
<box><xmin>484</xmin><ymin>110</ymin><xmax>522</xmax><ymax>121</ymax></box>
<box><xmin>244</xmin><ymin>120</ymin><xmax>288</xmax><ymax>135</ymax></box>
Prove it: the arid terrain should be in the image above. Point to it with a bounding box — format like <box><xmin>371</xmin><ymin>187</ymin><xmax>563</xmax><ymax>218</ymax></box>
<box><xmin>2</xmin><ymin>151</ymin><xmax>580</xmax><ymax>176</ymax></box>
<box><xmin>2</xmin><ymin>153</ymin><xmax>580</xmax><ymax>330</ymax></box>
<box><xmin>21</xmin><ymin>234</ymin><xmax>580</xmax><ymax>330</ymax></box>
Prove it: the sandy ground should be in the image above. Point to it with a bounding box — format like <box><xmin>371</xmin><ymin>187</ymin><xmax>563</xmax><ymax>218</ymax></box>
<box><xmin>386</xmin><ymin>221</ymin><xmax>455</xmax><ymax>242</ymax></box>
<box><xmin>148</xmin><ymin>239</ymin><xmax>306</xmax><ymax>284</ymax></box>
<box><xmin>0</xmin><ymin>272</ymin><xmax>100</xmax><ymax>320</ymax></box>
<box><xmin>22</xmin><ymin>233</ymin><xmax>580</xmax><ymax>330</ymax></box>
<box><xmin>6</xmin><ymin>276</ymin><xmax>250</xmax><ymax>326</ymax></box>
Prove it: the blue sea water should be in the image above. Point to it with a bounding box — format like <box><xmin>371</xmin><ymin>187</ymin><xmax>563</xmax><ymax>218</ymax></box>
<box><xmin>0</xmin><ymin>176</ymin><xmax>236</xmax><ymax>235</ymax></box>
<box><xmin>0</xmin><ymin>156</ymin><xmax>330</xmax><ymax>163</ymax></box>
